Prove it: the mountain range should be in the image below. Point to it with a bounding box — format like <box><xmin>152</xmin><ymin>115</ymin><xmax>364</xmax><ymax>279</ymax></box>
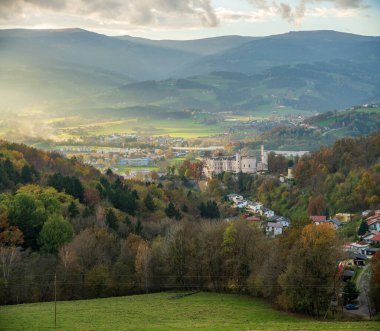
<box><xmin>0</xmin><ymin>28</ymin><xmax>379</xmax><ymax>115</ymax></box>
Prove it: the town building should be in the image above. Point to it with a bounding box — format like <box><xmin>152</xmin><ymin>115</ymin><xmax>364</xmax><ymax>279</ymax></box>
<box><xmin>203</xmin><ymin>145</ymin><xmax>268</xmax><ymax>178</ymax></box>
<box><xmin>310</xmin><ymin>215</ymin><xmax>327</xmax><ymax>225</ymax></box>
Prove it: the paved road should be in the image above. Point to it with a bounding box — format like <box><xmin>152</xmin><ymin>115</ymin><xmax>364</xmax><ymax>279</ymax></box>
<box><xmin>346</xmin><ymin>264</ymin><xmax>372</xmax><ymax>318</ymax></box>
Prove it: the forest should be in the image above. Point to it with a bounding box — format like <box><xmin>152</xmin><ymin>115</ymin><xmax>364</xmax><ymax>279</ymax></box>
<box><xmin>0</xmin><ymin>134</ymin><xmax>380</xmax><ymax>316</ymax></box>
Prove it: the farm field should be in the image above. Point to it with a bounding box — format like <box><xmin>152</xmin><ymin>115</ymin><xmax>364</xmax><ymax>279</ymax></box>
<box><xmin>48</xmin><ymin>117</ymin><xmax>229</xmax><ymax>140</ymax></box>
<box><xmin>0</xmin><ymin>292</ymin><xmax>378</xmax><ymax>331</ymax></box>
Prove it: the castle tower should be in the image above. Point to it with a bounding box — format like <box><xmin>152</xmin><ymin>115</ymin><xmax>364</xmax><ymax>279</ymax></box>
<box><xmin>261</xmin><ymin>145</ymin><xmax>268</xmax><ymax>170</ymax></box>
<box><xmin>235</xmin><ymin>153</ymin><xmax>241</xmax><ymax>172</ymax></box>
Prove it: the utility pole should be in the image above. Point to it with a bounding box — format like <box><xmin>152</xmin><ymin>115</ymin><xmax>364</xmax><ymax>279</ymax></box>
<box><xmin>54</xmin><ymin>272</ymin><xmax>57</xmax><ymax>329</ymax></box>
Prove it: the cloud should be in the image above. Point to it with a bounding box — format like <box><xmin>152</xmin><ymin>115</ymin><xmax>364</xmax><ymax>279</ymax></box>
<box><xmin>246</xmin><ymin>0</ymin><xmax>366</xmax><ymax>24</ymax></box>
<box><xmin>0</xmin><ymin>0</ymin><xmax>219</xmax><ymax>27</ymax></box>
<box><xmin>215</xmin><ymin>7</ymin><xmax>276</xmax><ymax>23</ymax></box>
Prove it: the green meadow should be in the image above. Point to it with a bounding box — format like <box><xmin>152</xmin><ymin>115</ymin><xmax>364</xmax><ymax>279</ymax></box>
<box><xmin>0</xmin><ymin>292</ymin><xmax>378</xmax><ymax>331</ymax></box>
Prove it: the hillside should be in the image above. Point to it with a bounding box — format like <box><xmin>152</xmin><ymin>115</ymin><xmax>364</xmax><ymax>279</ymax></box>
<box><xmin>91</xmin><ymin>62</ymin><xmax>380</xmax><ymax>115</ymax></box>
<box><xmin>1</xmin><ymin>292</ymin><xmax>377</xmax><ymax>331</ymax></box>
<box><xmin>253</xmin><ymin>106</ymin><xmax>380</xmax><ymax>150</ymax></box>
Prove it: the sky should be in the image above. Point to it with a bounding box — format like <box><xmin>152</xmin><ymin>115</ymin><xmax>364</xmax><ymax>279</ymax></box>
<box><xmin>0</xmin><ymin>0</ymin><xmax>379</xmax><ymax>39</ymax></box>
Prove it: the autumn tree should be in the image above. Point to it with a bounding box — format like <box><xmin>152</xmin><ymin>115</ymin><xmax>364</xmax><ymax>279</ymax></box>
<box><xmin>370</xmin><ymin>251</ymin><xmax>380</xmax><ymax>312</ymax></box>
<box><xmin>278</xmin><ymin>223</ymin><xmax>341</xmax><ymax>316</ymax></box>
<box><xmin>307</xmin><ymin>195</ymin><xmax>327</xmax><ymax>216</ymax></box>
<box><xmin>135</xmin><ymin>241</ymin><xmax>151</xmax><ymax>293</ymax></box>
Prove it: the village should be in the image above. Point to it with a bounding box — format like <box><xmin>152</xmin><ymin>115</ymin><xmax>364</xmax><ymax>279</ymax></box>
<box><xmin>226</xmin><ymin>191</ymin><xmax>380</xmax><ymax>299</ymax></box>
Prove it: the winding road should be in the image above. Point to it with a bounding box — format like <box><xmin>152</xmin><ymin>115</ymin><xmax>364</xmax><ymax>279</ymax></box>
<box><xmin>346</xmin><ymin>264</ymin><xmax>372</xmax><ymax>319</ymax></box>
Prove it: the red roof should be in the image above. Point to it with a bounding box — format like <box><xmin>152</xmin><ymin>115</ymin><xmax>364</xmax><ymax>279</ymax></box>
<box><xmin>246</xmin><ymin>216</ymin><xmax>261</xmax><ymax>221</ymax></box>
<box><xmin>310</xmin><ymin>215</ymin><xmax>327</xmax><ymax>222</ymax></box>
<box><xmin>368</xmin><ymin>219</ymin><xmax>380</xmax><ymax>226</ymax></box>
<box><xmin>367</xmin><ymin>215</ymin><xmax>380</xmax><ymax>222</ymax></box>
<box><xmin>370</xmin><ymin>234</ymin><xmax>380</xmax><ymax>242</ymax></box>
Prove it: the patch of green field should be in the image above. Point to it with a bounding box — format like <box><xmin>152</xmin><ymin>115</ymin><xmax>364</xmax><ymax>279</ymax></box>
<box><xmin>253</xmin><ymin>104</ymin><xmax>314</xmax><ymax>117</ymax></box>
<box><xmin>1</xmin><ymin>292</ymin><xmax>377</xmax><ymax>331</ymax></box>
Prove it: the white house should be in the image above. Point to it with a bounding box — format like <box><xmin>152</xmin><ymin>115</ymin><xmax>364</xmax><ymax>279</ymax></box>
<box><xmin>350</xmin><ymin>242</ymin><xmax>370</xmax><ymax>255</ymax></box>
<box><xmin>266</xmin><ymin>222</ymin><xmax>283</xmax><ymax>237</ymax></box>
<box><xmin>236</xmin><ymin>200</ymin><xmax>248</xmax><ymax>209</ymax></box>
<box><xmin>227</xmin><ymin>194</ymin><xmax>243</xmax><ymax>202</ymax></box>
<box><xmin>278</xmin><ymin>217</ymin><xmax>290</xmax><ymax>227</ymax></box>
<box><xmin>261</xmin><ymin>208</ymin><xmax>275</xmax><ymax>218</ymax></box>
<box><xmin>247</xmin><ymin>202</ymin><xmax>263</xmax><ymax>213</ymax></box>
<box><xmin>267</xmin><ymin>215</ymin><xmax>290</xmax><ymax>227</ymax></box>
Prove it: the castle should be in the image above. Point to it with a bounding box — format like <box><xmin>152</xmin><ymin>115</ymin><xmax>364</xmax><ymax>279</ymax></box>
<box><xmin>203</xmin><ymin>145</ymin><xmax>268</xmax><ymax>178</ymax></box>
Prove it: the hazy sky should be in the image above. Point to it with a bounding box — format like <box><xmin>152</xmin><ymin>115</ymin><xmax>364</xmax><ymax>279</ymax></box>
<box><xmin>0</xmin><ymin>0</ymin><xmax>379</xmax><ymax>39</ymax></box>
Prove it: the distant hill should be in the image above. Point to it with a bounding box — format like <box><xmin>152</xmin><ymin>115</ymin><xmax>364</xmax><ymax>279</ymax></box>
<box><xmin>1</xmin><ymin>29</ymin><xmax>379</xmax><ymax>115</ymax></box>
<box><xmin>178</xmin><ymin>30</ymin><xmax>380</xmax><ymax>76</ymax></box>
<box><xmin>89</xmin><ymin>62</ymin><xmax>380</xmax><ymax>115</ymax></box>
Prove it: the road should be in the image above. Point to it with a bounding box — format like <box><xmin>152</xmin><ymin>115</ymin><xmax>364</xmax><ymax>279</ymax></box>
<box><xmin>346</xmin><ymin>264</ymin><xmax>372</xmax><ymax>319</ymax></box>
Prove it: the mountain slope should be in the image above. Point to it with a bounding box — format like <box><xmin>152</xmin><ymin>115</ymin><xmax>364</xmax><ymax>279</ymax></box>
<box><xmin>178</xmin><ymin>30</ymin><xmax>380</xmax><ymax>76</ymax></box>
<box><xmin>89</xmin><ymin>60</ymin><xmax>380</xmax><ymax>115</ymax></box>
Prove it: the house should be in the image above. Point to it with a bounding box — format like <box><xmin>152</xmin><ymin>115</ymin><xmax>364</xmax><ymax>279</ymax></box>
<box><xmin>310</xmin><ymin>215</ymin><xmax>327</xmax><ymax>225</ymax></box>
<box><xmin>268</xmin><ymin>215</ymin><xmax>290</xmax><ymax>227</ymax></box>
<box><xmin>261</xmin><ymin>208</ymin><xmax>275</xmax><ymax>218</ymax></box>
<box><xmin>227</xmin><ymin>194</ymin><xmax>244</xmax><ymax>203</ymax></box>
<box><xmin>329</xmin><ymin>218</ymin><xmax>342</xmax><ymax>229</ymax></box>
<box><xmin>247</xmin><ymin>202</ymin><xmax>262</xmax><ymax>213</ymax></box>
<box><xmin>335</xmin><ymin>213</ymin><xmax>352</xmax><ymax>223</ymax></box>
<box><xmin>348</xmin><ymin>251</ymin><xmax>367</xmax><ymax>266</ymax></box>
<box><xmin>350</xmin><ymin>242</ymin><xmax>369</xmax><ymax>255</ymax></box>
<box><xmin>278</xmin><ymin>217</ymin><xmax>290</xmax><ymax>227</ymax></box>
<box><xmin>362</xmin><ymin>230</ymin><xmax>380</xmax><ymax>243</ymax></box>
<box><xmin>266</xmin><ymin>222</ymin><xmax>283</xmax><ymax>237</ymax></box>
<box><xmin>367</xmin><ymin>218</ymin><xmax>380</xmax><ymax>232</ymax></box>
<box><xmin>369</xmin><ymin>233</ymin><xmax>380</xmax><ymax>244</ymax></box>
<box><xmin>236</xmin><ymin>200</ymin><xmax>248</xmax><ymax>209</ymax></box>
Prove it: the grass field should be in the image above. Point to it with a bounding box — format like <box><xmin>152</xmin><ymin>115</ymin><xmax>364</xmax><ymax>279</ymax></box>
<box><xmin>0</xmin><ymin>292</ymin><xmax>378</xmax><ymax>331</ymax></box>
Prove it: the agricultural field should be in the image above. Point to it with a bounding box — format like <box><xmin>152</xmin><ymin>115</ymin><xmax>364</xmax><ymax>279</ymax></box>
<box><xmin>0</xmin><ymin>292</ymin><xmax>378</xmax><ymax>331</ymax></box>
<box><xmin>56</xmin><ymin>117</ymin><xmax>231</xmax><ymax>139</ymax></box>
